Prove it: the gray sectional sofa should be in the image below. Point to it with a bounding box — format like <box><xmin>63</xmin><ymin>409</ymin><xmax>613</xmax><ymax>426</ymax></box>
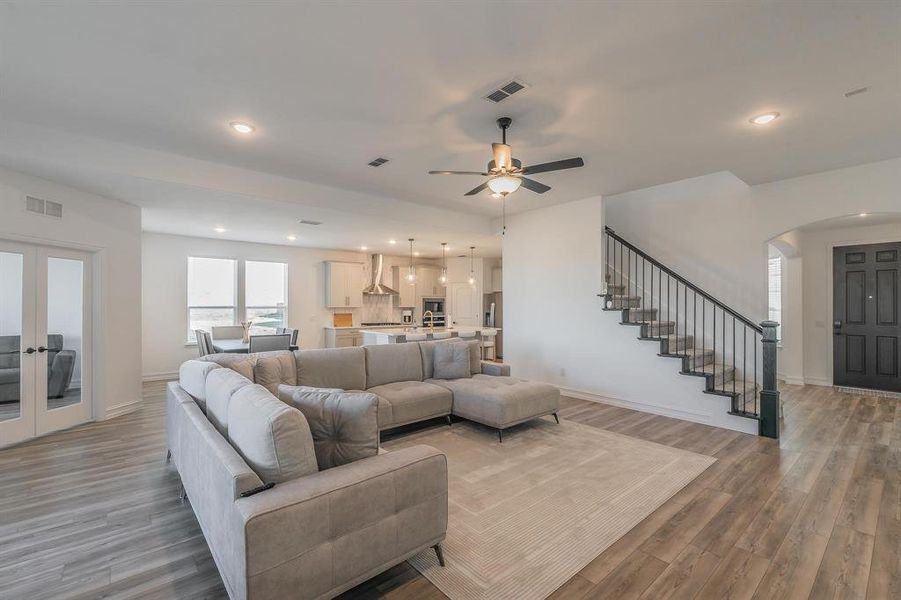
<box><xmin>167</xmin><ymin>338</ymin><xmax>559</xmax><ymax>600</ymax></box>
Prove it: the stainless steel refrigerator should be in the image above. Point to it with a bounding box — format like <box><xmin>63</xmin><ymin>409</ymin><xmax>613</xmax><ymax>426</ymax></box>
<box><xmin>484</xmin><ymin>292</ymin><xmax>503</xmax><ymax>358</ymax></box>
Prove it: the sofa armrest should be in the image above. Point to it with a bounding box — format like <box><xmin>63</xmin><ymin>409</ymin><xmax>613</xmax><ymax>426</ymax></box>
<box><xmin>48</xmin><ymin>349</ymin><xmax>76</xmax><ymax>398</ymax></box>
<box><xmin>481</xmin><ymin>361</ymin><xmax>510</xmax><ymax>376</ymax></box>
<box><xmin>236</xmin><ymin>445</ymin><xmax>447</xmax><ymax>598</ymax></box>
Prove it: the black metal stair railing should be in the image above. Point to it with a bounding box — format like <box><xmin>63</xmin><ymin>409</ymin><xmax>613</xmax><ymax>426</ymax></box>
<box><xmin>602</xmin><ymin>226</ymin><xmax>780</xmax><ymax>439</ymax></box>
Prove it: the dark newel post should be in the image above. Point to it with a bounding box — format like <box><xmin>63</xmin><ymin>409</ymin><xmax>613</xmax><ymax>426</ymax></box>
<box><xmin>759</xmin><ymin>320</ymin><xmax>780</xmax><ymax>439</ymax></box>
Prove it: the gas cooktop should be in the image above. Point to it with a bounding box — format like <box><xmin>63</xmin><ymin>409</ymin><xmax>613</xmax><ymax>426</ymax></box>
<box><xmin>361</xmin><ymin>322</ymin><xmax>402</xmax><ymax>326</ymax></box>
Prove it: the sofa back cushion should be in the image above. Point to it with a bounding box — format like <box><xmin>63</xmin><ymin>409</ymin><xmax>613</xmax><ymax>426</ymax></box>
<box><xmin>294</xmin><ymin>347</ymin><xmax>366</xmax><ymax>390</ymax></box>
<box><xmin>420</xmin><ymin>338</ymin><xmax>480</xmax><ymax>379</ymax></box>
<box><xmin>178</xmin><ymin>360</ymin><xmax>223</xmax><ymax>410</ymax></box>
<box><xmin>227</xmin><ymin>384</ymin><xmax>318</xmax><ymax>484</ymax></box>
<box><xmin>0</xmin><ymin>335</ymin><xmax>19</xmax><ymax>369</ymax></box>
<box><xmin>432</xmin><ymin>341</ymin><xmax>472</xmax><ymax>380</ymax></box>
<box><xmin>201</xmin><ymin>353</ymin><xmax>256</xmax><ymax>382</ymax></box>
<box><xmin>205</xmin><ymin>367</ymin><xmax>253</xmax><ymax>435</ymax></box>
<box><xmin>364</xmin><ymin>343</ymin><xmax>423</xmax><ymax>388</ymax></box>
<box><xmin>277</xmin><ymin>385</ymin><xmax>379</xmax><ymax>470</ymax></box>
<box><xmin>253</xmin><ymin>350</ymin><xmax>297</xmax><ymax>394</ymax></box>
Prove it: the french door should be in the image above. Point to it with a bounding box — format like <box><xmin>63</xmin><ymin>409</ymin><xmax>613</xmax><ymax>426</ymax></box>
<box><xmin>0</xmin><ymin>240</ymin><xmax>92</xmax><ymax>447</ymax></box>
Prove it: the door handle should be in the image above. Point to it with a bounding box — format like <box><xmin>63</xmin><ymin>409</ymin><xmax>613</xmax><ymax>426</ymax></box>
<box><xmin>23</xmin><ymin>347</ymin><xmax>36</xmax><ymax>354</ymax></box>
<box><xmin>833</xmin><ymin>320</ymin><xmax>842</xmax><ymax>335</ymax></box>
<box><xmin>37</xmin><ymin>346</ymin><xmax>47</xmax><ymax>353</ymax></box>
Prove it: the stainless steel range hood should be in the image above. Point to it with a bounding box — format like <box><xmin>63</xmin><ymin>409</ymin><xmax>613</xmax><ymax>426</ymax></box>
<box><xmin>363</xmin><ymin>254</ymin><xmax>399</xmax><ymax>295</ymax></box>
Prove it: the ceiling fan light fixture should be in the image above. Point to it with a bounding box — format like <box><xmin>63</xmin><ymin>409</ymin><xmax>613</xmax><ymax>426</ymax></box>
<box><xmin>488</xmin><ymin>175</ymin><xmax>521</xmax><ymax>195</ymax></box>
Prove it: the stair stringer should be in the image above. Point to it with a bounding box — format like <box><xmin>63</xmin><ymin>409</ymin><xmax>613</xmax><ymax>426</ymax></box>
<box><xmin>580</xmin><ymin>308</ymin><xmax>758</xmax><ymax>435</ymax></box>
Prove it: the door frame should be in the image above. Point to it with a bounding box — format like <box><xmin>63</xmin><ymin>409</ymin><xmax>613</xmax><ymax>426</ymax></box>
<box><xmin>828</xmin><ymin>236</ymin><xmax>901</xmax><ymax>388</ymax></box>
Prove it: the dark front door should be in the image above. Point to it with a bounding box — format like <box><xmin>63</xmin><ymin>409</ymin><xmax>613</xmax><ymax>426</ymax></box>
<box><xmin>834</xmin><ymin>241</ymin><xmax>901</xmax><ymax>392</ymax></box>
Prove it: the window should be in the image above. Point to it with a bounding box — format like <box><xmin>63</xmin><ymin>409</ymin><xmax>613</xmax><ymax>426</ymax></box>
<box><xmin>767</xmin><ymin>255</ymin><xmax>782</xmax><ymax>341</ymax></box>
<box><xmin>245</xmin><ymin>260</ymin><xmax>287</xmax><ymax>334</ymax></box>
<box><xmin>187</xmin><ymin>257</ymin><xmax>236</xmax><ymax>341</ymax></box>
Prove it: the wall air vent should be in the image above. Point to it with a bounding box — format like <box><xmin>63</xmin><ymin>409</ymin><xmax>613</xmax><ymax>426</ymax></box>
<box><xmin>484</xmin><ymin>79</ymin><xmax>528</xmax><ymax>103</ymax></box>
<box><xmin>25</xmin><ymin>195</ymin><xmax>62</xmax><ymax>219</ymax></box>
<box><xmin>299</xmin><ymin>219</ymin><xmax>323</xmax><ymax>226</ymax></box>
<box><xmin>367</xmin><ymin>157</ymin><xmax>389</xmax><ymax>167</ymax></box>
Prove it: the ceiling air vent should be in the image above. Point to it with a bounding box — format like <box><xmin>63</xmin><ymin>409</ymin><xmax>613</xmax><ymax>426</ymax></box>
<box><xmin>367</xmin><ymin>157</ymin><xmax>389</xmax><ymax>167</ymax></box>
<box><xmin>299</xmin><ymin>219</ymin><xmax>323</xmax><ymax>226</ymax></box>
<box><xmin>484</xmin><ymin>79</ymin><xmax>528</xmax><ymax>103</ymax></box>
<box><xmin>25</xmin><ymin>195</ymin><xmax>63</xmax><ymax>219</ymax></box>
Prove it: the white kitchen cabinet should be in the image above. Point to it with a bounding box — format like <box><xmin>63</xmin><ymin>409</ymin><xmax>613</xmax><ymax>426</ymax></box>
<box><xmin>325</xmin><ymin>328</ymin><xmax>363</xmax><ymax>348</ymax></box>
<box><xmin>491</xmin><ymin>266</ymin><xmax>503</xmax><ymax>292</ymax></box>
<box><xmin>325</xmin><ymin>261</ymin><xmax>364</xmax><ymax>308</ymax></box>
<box><xmin>418</xmin><ymin>266</ymin><xmax>444</xmax><ymax>298</ymax></box>
<box><xmin>392</xmin><ymin>265</ymin><xmax>417</xmax><ymax>307</ymax></box>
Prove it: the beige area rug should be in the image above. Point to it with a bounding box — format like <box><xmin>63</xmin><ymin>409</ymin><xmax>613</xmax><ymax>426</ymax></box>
<box><xmin>383</xmin><ymin>418</ymin><xmax>715</xmax><ymax>600</ymax></box>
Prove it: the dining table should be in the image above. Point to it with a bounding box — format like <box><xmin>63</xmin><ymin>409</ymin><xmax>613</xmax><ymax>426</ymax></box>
<box><xmin>211</xmin><ymin>339</ymin><xmax>299</xmax><ymax>353</ymax></box>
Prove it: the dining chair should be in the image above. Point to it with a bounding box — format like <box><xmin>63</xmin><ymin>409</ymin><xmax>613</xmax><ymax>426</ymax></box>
<box><xmin>211</xmin><ymin>325</ymin><xmax>244</xmax><ymax>340</ymax></box>
<box><xmin>194</xmin><ymin>330</ymin><xmax>214</xmax><ymax>357</ymax></box>
<box><xmin>276</xmin><ymin>327</ymin><xmax>299</xmax><ymax>347</ymax></box>
<box><xmin>430</xmin><ymin>331</ymin><xmax>452</xmax><ymax>340</ymax></box>
<box><xmin>248</xmin><ymin>334</ymin><xmax>291</xmax><ymax>353</ymax></box>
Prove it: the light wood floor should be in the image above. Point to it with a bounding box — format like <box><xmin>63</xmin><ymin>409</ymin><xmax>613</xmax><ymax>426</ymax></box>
<box><xmin>0</xmin><ymin>382</ymin><xmax>897</xmax><ymax>599</ymax></box>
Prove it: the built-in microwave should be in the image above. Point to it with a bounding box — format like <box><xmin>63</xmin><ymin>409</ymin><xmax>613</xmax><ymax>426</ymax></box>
<box><xmin>423</xmin><ymin>298</ymin><xmax>445</xmax><ymax>314</ymax></box>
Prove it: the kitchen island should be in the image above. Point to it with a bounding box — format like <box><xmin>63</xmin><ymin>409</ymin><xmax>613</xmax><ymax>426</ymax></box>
<box><xmin>360</xmin><ymin>326</ymin><xmax>500</xmax><ymax>345</ymax></box>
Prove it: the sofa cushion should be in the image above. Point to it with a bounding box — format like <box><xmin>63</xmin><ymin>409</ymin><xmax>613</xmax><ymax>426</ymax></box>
<box><xmin>432</xmin><ymin>341</ymin><xmax>472</xmax><ymax>380</ymax></box>
<box><xmin>429</xmin><ymin>374</ymin><xmax>560</xmax><ymax>429</ymax></box>
<box><xmin>201</xmin><ymin>353</ymin><xmax>256</xmax><ymax>382</ymax></box>
<box><xmin>0</xmin><ymin>367</ymin><xmax>20</xmax><ymax>385</ymax></box>
<box><xmin>178</xmin><ymin>360</ymin><xmax>223</xmax><ymax>409</ymax></box>
<box><xmin>277</xmin><ymin>386</ymin><xmax>379</xmax><ymax>470</ymax></box>
<box><xmin>254</xmin><ymin>350</ymin><xmax>297</xmax><ymax>394</ymax></box>
<box><xmin>364</xmin><ymin>343</ymin><xmax>423</xmax><ymax>388</ymax></box>
<box><xmin>227</xmin><ymin>384</ymin><xmax>318</xmax><ymax>483</ymax></box>
<box><xmin>366</xmin><ymin>381</ymin><xmax>452</xmax><ymax>429</ymax></box>
<box><xmin>205</xmin><ymin>367</ymin><xmax>253</xmax><ymax>435</ymax></box>
<box><xmin>295</xmin><ymin>347</ymin><xmax>366</xmax><ymax>391</ymax></box>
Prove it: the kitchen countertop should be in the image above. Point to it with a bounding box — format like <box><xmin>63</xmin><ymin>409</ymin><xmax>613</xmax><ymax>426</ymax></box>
<box><xmin>324</xmin><ymin>324</ymin><xmax>407</xmax><ymax>330</ymax></box>
<box><xmin>361</xmin><ymin>326</ymin><xmax>500</xmax><ymax>337</ymax></box>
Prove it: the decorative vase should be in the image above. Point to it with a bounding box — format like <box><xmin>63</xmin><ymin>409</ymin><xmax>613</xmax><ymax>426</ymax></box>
<box><xmin>241</xmin><ymin>321</ymin><xmax>252</xmax><ymax>343</ymax></box>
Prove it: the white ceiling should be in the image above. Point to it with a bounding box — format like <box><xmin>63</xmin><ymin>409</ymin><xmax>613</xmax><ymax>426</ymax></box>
<box><xmin>0</xmin><ymin>1</ymin><xmax>899</xmax><ymax>253</ymax></box>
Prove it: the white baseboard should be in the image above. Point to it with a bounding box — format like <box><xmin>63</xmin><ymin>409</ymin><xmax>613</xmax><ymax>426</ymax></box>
<box><xmin>143</xmin><ymin>371</ymin><xmax>178</xmax><ymax>383</ymax></box>
<box><xmin>556</xmin><ymin>385</ymin><xmax>713</xmax><ymax>423</ymax></box>
<box><xmin>105</xmin><ymin>398</ymin><xmax>142</xmax><ymax>419</ymax></box>
<box><xmin>783</xmin><ymin>376</ymin><xmax>805</xmax><ymax>386</ymax></box>
<box><xmin>803</xmin><ymin>376</ymin><xmax>832</xmax><ymax>387</ymax></box>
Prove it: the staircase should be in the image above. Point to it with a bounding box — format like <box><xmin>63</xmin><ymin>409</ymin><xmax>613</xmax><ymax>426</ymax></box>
<box><xmin>602</xmin><ymin>227</ymin><xmax>780</xmax><ymax>438</ymax></box>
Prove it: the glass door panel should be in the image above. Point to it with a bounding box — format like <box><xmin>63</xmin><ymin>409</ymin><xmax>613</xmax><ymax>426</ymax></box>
<box><xmin>0</xmin><ymin>251</ymin><xmax>24</xmax><ymax>422</ymax></box>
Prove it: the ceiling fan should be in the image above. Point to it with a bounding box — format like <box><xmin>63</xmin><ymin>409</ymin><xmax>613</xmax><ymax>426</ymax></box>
<box><xmin>429</xmin><ymin>117</ymin><xmax>584</xmax><ymax>197</ymax></box>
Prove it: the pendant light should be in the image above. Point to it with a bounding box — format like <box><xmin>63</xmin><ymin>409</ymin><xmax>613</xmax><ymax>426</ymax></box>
<box><xmin>439</xmin><ymin>242</ymin><xmax>448</xmax><ymax>285</ymax></box>
<box><xmin>406</xmin><ymin>238</ymin><xmax>416</xmax><ymax>284</ymax></box>
<box><xmin>468</xmin><ymin>246</ymin><xmax>476</xmax><ymax>286</ymax></box>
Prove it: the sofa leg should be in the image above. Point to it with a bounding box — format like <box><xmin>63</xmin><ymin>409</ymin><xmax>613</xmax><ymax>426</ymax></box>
<box><xmin>446</xmin><ymin>415</ymin><xmax>452</xmax><ymax>427</ymax></box>
<box><xmin>433</xmin><ymin>543</ymin><xmax>446</xmax><ymax>567</ymax></box>
<box><xmin>497</xmin><ymin>429</ymin><xmax>503</xmax><ymax>443</ymax></box>
<box><xmin>179</xmin><ymin>483</ymin><xmax>188</xmax><ymax>502</ymax></box>
<box><xmin>165</xmin><ymin>449</ymin><xmax>171</xmax><ymax>463</ymax></box>
<box><xmin>553</xmin><ymin>413</ymin><xmax>560</xmax><ymax>424</ymax></box>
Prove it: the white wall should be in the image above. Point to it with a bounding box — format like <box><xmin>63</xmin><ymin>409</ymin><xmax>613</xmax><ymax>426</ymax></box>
<box><xmin>0</xmin><ymin>166</ymin><xmax>143</xmax><ymax>419</ymax></box>
<box><xmin>503</xmin><ymin>195</ymin><xmax>755</xmax><ymax>434</ymax></box>
<box><xmin>142</xmin><ymin>232</ymin><xmax>437</xmax><ymax>378</ymax></box>
<box><xmin>605</xmin><ymin>158</ymin><xmax>901</xmax><ymax>322</ymax></box>
<box><xmin>0</xmin><ymin>252</ymin><xmax>23</xmax><ymax>336</ymax></box>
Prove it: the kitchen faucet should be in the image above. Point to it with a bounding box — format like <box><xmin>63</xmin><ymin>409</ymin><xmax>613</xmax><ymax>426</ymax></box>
<box><xmin>423</xmin><ymin>310</ymin><xmax>435</xmax><ymax>331</ymax></box>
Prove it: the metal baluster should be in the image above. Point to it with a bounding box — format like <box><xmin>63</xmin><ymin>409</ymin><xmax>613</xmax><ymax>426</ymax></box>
<box><xmin>667</xmin><ymin>274</ymin><xmax>670</xmax><ymax>346</ymax></box>
<box><xmin>743</xmin><ymin>326</ymin><xmax>747</xmax><ymax>413</ymax></box>
<box><xmin>627</xmin><ymin>247</ymin><xmax>631</xmax><ymax>303</ymax></box>
<box><xmin>754</xmin><ymin>334</ymin><xmax>758</xmax><ymax>415</ymax></box>
<box><xmin>722</xmin><ymin>310</ymin><xmax>726</xmax><ymax>393</ymax></box>
<box><xmin>712</xmin><ymin>305</ymin><xmax>716</xmax><ymax>382</ymax></box>
<box><xmin>674</xmin><ymin>279</ymin><xmax>678</xmax><ymax>349</ymax></box>
<box><xmin>684</xmin><ymin>285</ymin><xmax>688</xmax><ymax>355</ymax></box>
<box><xmin>702</xmin><ymin>298</ymin><xmax>705</xmax><ymax>373</ymax></box>
<box><xmin>732</xmin><ymin>316</ymin><xmax>736</xmax><ymax>398</ymax></box>
<box><xmin>693</xmin><ymin>289</ymin><xmax>697</xmax><ymax>371</ymax></box>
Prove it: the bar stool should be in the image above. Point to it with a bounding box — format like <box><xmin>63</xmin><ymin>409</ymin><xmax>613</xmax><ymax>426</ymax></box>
<box><xmin>480</xmin><ymin>332</ymin><xmax>497</xmax><ymax>361</ymax></box>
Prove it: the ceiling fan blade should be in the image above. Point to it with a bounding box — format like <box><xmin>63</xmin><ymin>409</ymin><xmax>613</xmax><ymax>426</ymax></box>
<box><xmin>429</xmin><ymin>170</ymin><xmax>489</xmax><ymax>175</ymax></box>
<box><xmin>492</xmin><ymin>143</ymin><xmax>513</xmax><ymax>171</ymax></box>
<box><xmin>521</xmin><ymin>157</ymin><xmax>584</xmax><ymax>175</ymax></box>
<box><xmin>520</xmin><ymin>177</ymin><xmax>551</xmax><ymax>194</ymax></box>
<box><xmin>464</xmin><ymin>182</ymin><xmax>489</xmax><ymax>196</ymax></box>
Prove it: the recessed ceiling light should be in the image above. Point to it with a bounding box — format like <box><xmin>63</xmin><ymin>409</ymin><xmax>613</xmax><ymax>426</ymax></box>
<box><xmin>287</xmin><ymin>235</ymin><xmax>297</xmax><ymax>241</ymax></box>
<box><xmin>361</xmin><ymin>245</ymin><xmax>368</xmax><ymax>251</ymax></box>
<box><xmin>214</xmin><ymin>226</ymin><xmax>227</xmax><ymax>233</ymax></box>
<box><xmin>229</xmin><ymin>121</ymin><xmax>255</xmax><ymax>134</ymax></box>
<box><xmin>749</xmin><ymin>112</ymin><xmax>780</xmax><ymax>125</ymax></box>
<box><xmin>388</xmin><ymin>239</ymin><xmax>397</xmax><ymax>245</ymax></box>
<box><xmin>859</xmin><ymin>213</ymin><xmax>869</xmax><ymax>217</ymax></box>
